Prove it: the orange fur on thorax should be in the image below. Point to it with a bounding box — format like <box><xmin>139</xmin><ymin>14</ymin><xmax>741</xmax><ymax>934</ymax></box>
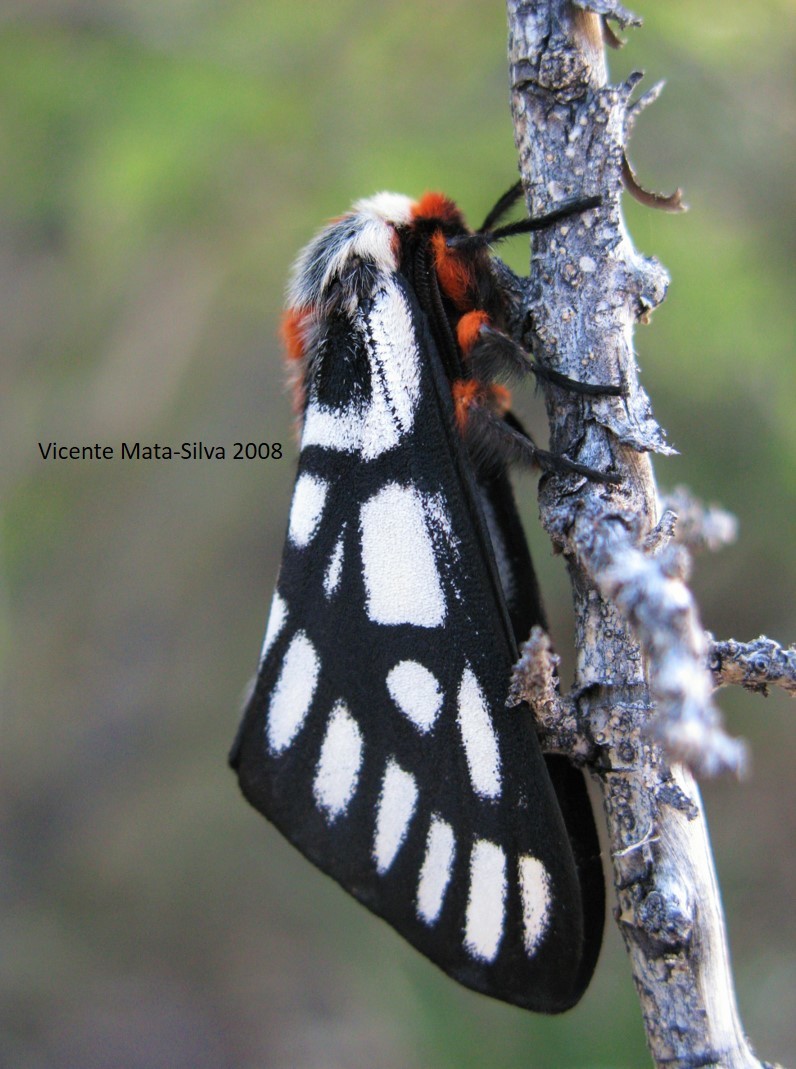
<box><xmin>411</xmin><ymin>192</ymin><xmax>462</xmax><ymax>226</ymax></box>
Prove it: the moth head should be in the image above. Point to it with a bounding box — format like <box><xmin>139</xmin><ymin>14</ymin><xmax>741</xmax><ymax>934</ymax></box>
<box><xmin>410</xmin><ymin>192</ymin><xmax>468</xmax><ymax>234</ymax></box>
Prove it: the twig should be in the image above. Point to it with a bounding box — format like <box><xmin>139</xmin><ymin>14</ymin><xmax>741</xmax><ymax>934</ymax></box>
<box><xmin>505</xmin><ymin>2</ymin><xmax>786</xmax><ymax>1065</ymax></box>
<box><xmin>660</xmin><ymin>486</ymin><xmax>739</xmax><ymax>554</ymax></box>
<box><xmin>508</xmin><ymin>626</ymin><xmax>588</xmax><ymax>758</ymax></box>
<box><xmin>709</xmin><ymin>636</ymin><xmax>796</xmax><ymax>697</ymax></box>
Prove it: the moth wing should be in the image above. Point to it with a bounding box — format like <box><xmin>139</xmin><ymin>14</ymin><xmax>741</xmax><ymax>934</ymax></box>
<box><xmin>231</xmin><ymin>272</ymin><xmax>596</xmax><ymax>1012</ymax></box>
<box><xmin>476</xmin><ymin>469</ymin><xmax>605</xmax><ymax>1001</ymax></box>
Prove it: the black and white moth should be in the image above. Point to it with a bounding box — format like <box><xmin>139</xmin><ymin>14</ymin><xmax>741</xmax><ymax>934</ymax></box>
<box><xmin>230</xmin><ymin>184</ymin><xmax>613</xmax><ymax>1013</ymax></box>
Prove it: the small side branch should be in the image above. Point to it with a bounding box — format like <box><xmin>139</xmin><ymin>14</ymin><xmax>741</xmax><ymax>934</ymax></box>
<box><xmin>660</xmin><ymin>486</ymin><xmax>739</xmax><ymax>554</ymax></box>
<box><xmin>709</xmin><ymin>636</ymin><xmax>796</xmax><ymax>697</ymax></box>
<box><xmin>508</xmin><ymin>627</ymin><xmax>592</xmax><ymax>759</ymax></box>
<box><xmin>580</xmin><ymin>515</ymin><xmax>748</xmax><ymax>777</ymax></box>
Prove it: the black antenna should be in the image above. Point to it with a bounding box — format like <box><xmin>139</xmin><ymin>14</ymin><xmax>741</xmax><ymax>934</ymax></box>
<box><xmin>477</xmin><ymin>181</ymin><xmax>524</xmax><ymax>234</ymax></box>
<box><xmin>452</xmin><ymin>195</ymin><xmax>602</xmax><ymax>252</ymax></box>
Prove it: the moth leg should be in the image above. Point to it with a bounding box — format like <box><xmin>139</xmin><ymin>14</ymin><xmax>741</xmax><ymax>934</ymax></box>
<box><xmin>462</xmin><ymin>397</ymin><xmax>618</xmax><ymax>483</ymax></box>
<box><xmin>466</xmin><ymin>322</ymin><xmax>622</xmax><ymax>397</ymax></box>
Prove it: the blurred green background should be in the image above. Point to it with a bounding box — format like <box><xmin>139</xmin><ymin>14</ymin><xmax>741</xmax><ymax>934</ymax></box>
<box><xmin>2</xmin><ymin>1</ymin><xmax>794</xmax><ymax>1066</ymax></box>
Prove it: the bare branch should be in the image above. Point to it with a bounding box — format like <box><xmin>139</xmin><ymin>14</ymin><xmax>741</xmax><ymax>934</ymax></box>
<box><xmin>622</xmin><ymin>150</ymin><xmax>686</xmax><ymax>212</ymax></box>
<box><xmin>508</xmin><ymin>627</ymin><xmax>592</xmax><ymax>759</ymax></box>
<box><xmin>585</xmin><ymin>520</ymin><xmax>747</xmax><ymax>777</ymax></box>
<box><xmin>661</xmin><ymin>485</ymin><xmax>739</xmax><ymax>553</ymax></box>
<box><xmin>506</xmin><ymin>1</ymin><xmax>780</xmax><ymax>1064</ymax></box>
<box><xmin>508</xmin><ymin>0</ymin><xmax>739</xmax><ymax>778</ymax></box>
<box><xmin>621</xmin><ymin>77</ymin><xmax>686</xmax><ymax>212</ymax></box>
<box><xmin>507</xmin><ymin>627</ymin><xmax>562</xmax><ymax>713</ymax></box>
<box><xmin>600</xmin><ymin>17</ymin><xmax>626</xmax><ymax>51</ymax></box>
<box><xmin>573</xmin><ymin>0</ymin><xmax>641</xmax><ymax>29</ymax></box>
<box><xmin>709</xmin><ymin>635</ymin><xmax>796</xmax><ymax>697</ymax></box>
<box><xmin>642</xmin><ymin>507</ymin><xmax>677</xmax><ymax>554</ymax></box>
<box><xmin>626</xmin><ymin>79</ymin><xmax>666</xmax><ymax>133</ymax></box>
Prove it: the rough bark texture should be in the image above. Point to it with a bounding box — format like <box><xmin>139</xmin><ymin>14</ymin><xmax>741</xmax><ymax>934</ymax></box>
<box><xmin>504</xmin><ymin>2</ymin><xmax>786</xmax><ymax>1066</ymax></box>
<box><xmin>709</xmin><ymin>636</ymin><xmax>796</xmax><ymax>698</ymax></box>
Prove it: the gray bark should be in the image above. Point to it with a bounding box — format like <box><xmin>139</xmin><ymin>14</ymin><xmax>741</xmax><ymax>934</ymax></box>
<box><xmin>504</xmin><ymin>2</ymin><xmax>788</xmax><ymax>1066</ymax></box>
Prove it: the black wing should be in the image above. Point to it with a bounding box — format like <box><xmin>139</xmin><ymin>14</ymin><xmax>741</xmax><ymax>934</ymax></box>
<box><xmin>475</xmin><ymin>467</ymin><xmax>605</xmax><ymax>1002</ymax></box>
<box><xmin>231</xmin><ymin>271</ymin><xmax>601</xmax><ymax>1012</ymax></box>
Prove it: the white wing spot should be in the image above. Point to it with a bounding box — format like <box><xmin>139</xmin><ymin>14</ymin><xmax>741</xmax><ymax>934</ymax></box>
<box><xmin>288</xmin><ymin>473</ymin><xmax>328</xmax><ymax>548</ymax></box>
<box><xmin>300</xmin><ymin>281</ymin><xmax>421</xmax><ymax>461</ymax></box>
<box><xmin>266</xmin><ymin>631</ymin><xmax>320</xmax><ymax>754</ymax></box>
<box><xmin>259</xmin><ymin>590</ymin><xmax>287</xmax><ymax>663</ymax></box>
<box><xmin>417</xmin><ymin>816</ymin><xmax>455</xmax><ymax>925</ymax></box>
<box><xmin>464</xmin><ymin>839</ymin><xmax>507</xmax><ymax>963</ymax></box>
<box><xmin>301</xmin><ymin>398</ymin><xmax>364</xmax><ymax>455</ymax></box>
<box><xmin>457</xmin><ymin>667</ymin><xmax>502</xmax><ymax>799</ymax></box>
<box><xmin>360</xmin><ymin>483</ymin><xmax>446</xmax><ymax>627</ymax></box>
<box><xmin>368</xmin><ymin>284</ymin><xmax>420</xmax><ymax>450</ymax></box>
<box><xmin>386</xmin><ymin>660</ymin><xmax>443</xmax><ymax>733</ymax></box>
<box><xmin>323</xmin><ymin>532</ymin><xmax>345</xmax><ymax>597</ymax></box>
<box><xmin>518</xmin><ymin>855</ymin><xmax>552</xmax><ymax>957</ymax></box>
<box><xmin>313</xmin><ymin>702</ymin><xmax>363</xmax><ymax>821</ymax></box>
<box><xmin>373</xmin><ymin>759</ymin><xmax>418</xmax><ymax>874</ymax></box>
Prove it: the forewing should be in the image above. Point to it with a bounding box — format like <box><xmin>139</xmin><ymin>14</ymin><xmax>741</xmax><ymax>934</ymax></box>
<box><xmin>231</xmin><ymin>273</ymin><xmax>591</xmax><ymax>1012</ymax></box>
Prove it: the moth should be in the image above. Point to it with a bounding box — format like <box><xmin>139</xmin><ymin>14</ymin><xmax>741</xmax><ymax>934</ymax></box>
<box><xmin>230</xmin><ymin>183</ymin><xmax>615</xmax><ymax>1013</ymax></box>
